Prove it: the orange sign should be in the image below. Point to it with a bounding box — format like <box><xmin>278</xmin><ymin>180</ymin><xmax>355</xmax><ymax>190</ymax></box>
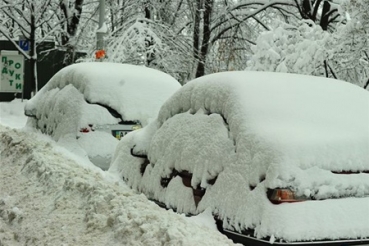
<box><xmin>95</xmin><ymin>50</ymin><xmax>106</xmax><ymax>59</ymax></box>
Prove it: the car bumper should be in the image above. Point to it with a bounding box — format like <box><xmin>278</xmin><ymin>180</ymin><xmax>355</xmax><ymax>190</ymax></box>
<box><xmin>222</xmin><ymin>229</ymin><xmax>369</xmax><ymax>246</ymax></box>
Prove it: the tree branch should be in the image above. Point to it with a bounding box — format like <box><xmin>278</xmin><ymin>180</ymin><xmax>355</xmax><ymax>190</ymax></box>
<box><xmin>0</xmin><ymin>27</ymin><xmax>31</xmax><ymax>59</ymax></box>
<box><xmin>364</xmin><ymin>78</ymin><xmax>369</xmax><ymax>89</ymax></box>
<box><xmin>210</xmin><ymin>1</ymin><xmax>297</xmax><ymax>44</ymax></box>
<box><xmin>1</xmin><ymin>6</ymin><xmax>31</xmax><ymax>34</ymax></box>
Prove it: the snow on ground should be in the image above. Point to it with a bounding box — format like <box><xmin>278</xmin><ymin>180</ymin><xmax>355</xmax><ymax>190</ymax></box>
<box><xmin>0</xmin><ymin>99</ymin><xmax>27</xmax><ymax>129</ymax></box>
<box><xmin>0</xmin><ymin>101</ymin><xmax>236</xmax><ymax>245</ymax></box>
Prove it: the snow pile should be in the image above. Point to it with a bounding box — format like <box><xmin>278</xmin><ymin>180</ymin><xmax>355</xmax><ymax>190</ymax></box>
<box><xmin>0</xmin><ymin>125</ymin><xmax>236</xmax><ymax>246</ymax></box>
<box><xmin>110</xmin><ymin>71</ymin><xmax>369</xmax><ymax>242</ymax></box>
<box><xmin>0</xmin><ymin>99</ymin><xmax>27</xmax><ymax>129</ymax></box>
<box><xmin>25</xmin><ymin>62</ymin><xmax>181</xmax><ymax>127</ymax></box>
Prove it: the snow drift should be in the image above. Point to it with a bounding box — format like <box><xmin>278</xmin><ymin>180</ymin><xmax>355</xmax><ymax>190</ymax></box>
<box><xmin>0</xmin><ymin>125</ymin><xmax>236</xmax><ymax>246</ymax></box>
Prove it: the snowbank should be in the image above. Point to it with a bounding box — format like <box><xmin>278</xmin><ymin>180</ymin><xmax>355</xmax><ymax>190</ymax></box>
<box><xmin>0</xmin><ymin>125</ymin><xmax>236</xmax><ymax>246</ymax></box>
<box><xmin>0</xmin><ymin>99</ymin><xmax>27</xmax><ymax>129</ymax></box>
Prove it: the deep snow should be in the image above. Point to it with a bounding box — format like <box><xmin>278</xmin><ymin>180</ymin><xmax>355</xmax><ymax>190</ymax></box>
<box><xmin>0</xmin><ymin>100</ymin><xmax>237</xmax><ymax>246</ymax></box>
<box><xmin>0</xmin><ymin>99</ymin><xmax>27</xmax><ymax>129</ymax></box>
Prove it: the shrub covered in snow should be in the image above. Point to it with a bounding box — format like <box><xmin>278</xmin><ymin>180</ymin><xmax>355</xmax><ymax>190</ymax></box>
<box><xmin>331</xmin><ymin>0</ymin><xmax>369</xmax><ymax>89</ymax></box>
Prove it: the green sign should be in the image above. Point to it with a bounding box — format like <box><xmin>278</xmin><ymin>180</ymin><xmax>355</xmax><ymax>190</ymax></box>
<box><xmin>0</xmin><ymin>51</ymin><xmax>24</xmax><ymax>93</ymax></box>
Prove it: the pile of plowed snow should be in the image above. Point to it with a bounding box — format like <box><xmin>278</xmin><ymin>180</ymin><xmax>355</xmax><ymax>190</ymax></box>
<box><xmin>0</xmin><ymin>126</ymin><xmax>236</xmax><ymax>246</ymax></box>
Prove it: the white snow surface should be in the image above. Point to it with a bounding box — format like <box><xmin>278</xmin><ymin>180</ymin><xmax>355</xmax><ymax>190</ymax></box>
<box><xmin>110</xmin><ymin>71</ymin><xmax>369</xmax><ymax>242</ymax></box>
<box><xmin>96</xmin><ymin>22</ymin><xmax>108</xmax><ymax>33</ymax></box>
<box><xmin>0</xmin><ymin>126</ymin><xmax>235</xmax><ymax>245</ymax></box>
<box><xmin>25</xmin><ymin>62</ymin><xmax>181</xmax><ymax>127</ymax></box>
<box><xmin>0</xmin><ymin>99</ymin><xmax>27</xmax><ymax>129</ymax></box>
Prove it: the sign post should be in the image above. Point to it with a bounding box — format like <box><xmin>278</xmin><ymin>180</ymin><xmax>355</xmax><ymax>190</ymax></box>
<box><xmin>0</xmin><ymin>50</ymin><xmax>25</xmax><ymax>97</ymax></box>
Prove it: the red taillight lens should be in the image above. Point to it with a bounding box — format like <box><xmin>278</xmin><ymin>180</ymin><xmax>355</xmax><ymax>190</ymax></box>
<box><xmin>277</xmin><ymin>189</ymin><xmax>294</xmax><ymax>200</ymax></box>
<box><xmin>268</xmin><ymin>188</ymin><xmax>308</xmax><ymax>204</ymax></box>
<box><xmin>80</xmin><ymin>125</ymin><xmax>95</xmax><ymax>133</ymax></box>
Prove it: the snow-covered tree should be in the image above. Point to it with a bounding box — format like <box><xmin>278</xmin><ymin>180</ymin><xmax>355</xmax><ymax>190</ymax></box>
<box><xmin>94</xmin><ymin>1</ymin><xmax>192</xmax><ymax>83</ymax></box>
<box><xmin>190</xmin><ymin>0</ymin><xmax>299</xmax><ymax>78</ymax></box>
<box><xmin>97</xmin><ymin>0</ymin><xmax>306</xmax><ymax>81</ymax></box>
<box><xmin>247</xmin><ymin>0</ymin><xmax>369</xmax><ymax>89</ymax></box>
<box><xmin>0</xmin><ymin>0</ymin><xmax>60</xmax><ymax>93</ymax></box>
<box><xmin>58</xmin><ymin>0</ymin><xmax>88</xmax><ymax>65</ymax></box>
<box><xmin>103</xmin><ymin>19</ymin><xmax>192</xmax><ymax>82</ymax></box>
<box><xmin>330</xmin><ymin>0</ymin><xmax>369</xmax><ymax>89</ymax></box>
<box><xmin>246</xmin><ymin>20</ymin><xmax>332</xmax><ymax>77</ymax></box>
<box><xmin>0</xmin><ymin>0</ymin><xmax>96</xmax><ymax>93</ymax></box>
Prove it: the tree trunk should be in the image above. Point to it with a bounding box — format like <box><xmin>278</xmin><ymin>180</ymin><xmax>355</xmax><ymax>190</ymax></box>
<box><xmin>298</xmin><ymin>0</ymin><xmax>335</xmax><ymax>31</ymax></box>
<box><xmin>320</xmin><ymin>1</ymin><xmax>331</xmax><ymax>31</ymax></box>
<box><xmin>144</xmin><ymin>1</ymin><xmax>155</xmax><ymax>66</ymax></box>
<box><xmin>364</xmin><ymin>78</ymin><xmax>369</xmax><ymax>89</ymax></box>
<box><xmin>324</xmin><ymin>60</ymin><xmax>329</xmax><ymax>78</ymax></box>
<box><xmin>30</xmin><ymin>3</ymin><xmax>38</xmax><ymax>95</ymax></box>
<box><xmin>193</xmin><ymin>0</ymin><xmax>201</xmax><ymax>66</ymax></box>
<box><xmin>60</xmin><ymin>0</ymin><xmax>84</xmax><ymax>66</ymax></box>
<box><xmin>195</xmin><ymin>0</ymin><xmax>213</xmax><ymax>78</ymax></box>
<box><xmin>301</xmin><ymin>0</ymin><xmax>312</xmax><ymax>20</ymax></box>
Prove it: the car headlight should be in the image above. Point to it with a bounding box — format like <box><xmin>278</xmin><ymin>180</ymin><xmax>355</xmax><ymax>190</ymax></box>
<box><xmin>132</xmin><ymin>124</ymin><xmax>142</xmax><ymax>130</ymax></box>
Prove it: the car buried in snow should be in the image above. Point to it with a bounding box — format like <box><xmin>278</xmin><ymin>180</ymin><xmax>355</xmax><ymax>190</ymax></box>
<box><xmin>109</xmin><ymin>71</ymin><xmax>369</xmax><ymax>245</ymax></box>
<box><xmin>24</xmin><ymin>62</ymin><xmax>181</xmax><ymax>170</ymax></box>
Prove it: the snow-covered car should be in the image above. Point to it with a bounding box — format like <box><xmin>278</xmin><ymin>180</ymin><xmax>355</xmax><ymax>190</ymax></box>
<box><xmin>25</xmin><ymin>62</ymin><xmax>181</xmax><ymax>170</ymax></box>
<box><xmin>109</xmin><ymin>71</ymin><xmax>369</xmax><ymax>245</ymax></box>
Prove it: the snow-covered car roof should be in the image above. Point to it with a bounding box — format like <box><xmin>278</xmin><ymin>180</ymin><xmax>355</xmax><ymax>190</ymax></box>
<box><xmin>26</xmin><ymin>62</ymin><xmax>181</xmax><ymax>126</ymax></box>
<box><xmin>157</xmin><ymin>71</ymin><xmax>369</xmax><ymax>173</ymax></box>
<box><xmin>110</xmin><ymin>71</ymin><xmax>369</xmax><ymax>242</ymax></box>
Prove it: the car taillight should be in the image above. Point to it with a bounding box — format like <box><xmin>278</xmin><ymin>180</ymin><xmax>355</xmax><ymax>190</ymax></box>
<box><xmin>267</xmin><ymin>188</ymin><xmax>309</xmax><ymax>204</ymax></box>
<box><xmin>80</xmin><ymin>124</ymin><xmax>95</xmax><ymax>133</ymax></box>
<box><xmin>80</xmin><ymin>128</ymin><xmax>90</xmax><ymax>133</ymax></box>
